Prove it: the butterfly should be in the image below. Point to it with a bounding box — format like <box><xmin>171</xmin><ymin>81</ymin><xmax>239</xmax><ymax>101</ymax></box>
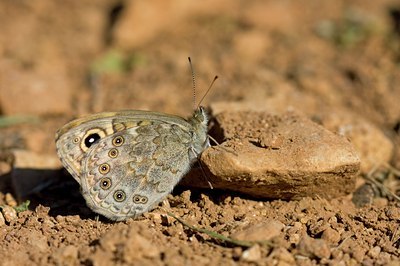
<box><xmin>55</xmin><ymin>108</ymin><xmax>210</xmax><ymax>221</ymax></box>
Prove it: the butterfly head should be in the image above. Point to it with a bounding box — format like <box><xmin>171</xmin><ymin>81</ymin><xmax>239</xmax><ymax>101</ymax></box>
<box><xmin>188</xmin><ymin>106</ymin><xmax>210</xmax><ymax>154</ymax></box>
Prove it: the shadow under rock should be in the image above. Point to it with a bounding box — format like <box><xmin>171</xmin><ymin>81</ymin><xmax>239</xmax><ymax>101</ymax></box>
<box><xmin>178</xmin><ymin>166</ymin><xmax>272</xmax><ymax>206</ymax></box>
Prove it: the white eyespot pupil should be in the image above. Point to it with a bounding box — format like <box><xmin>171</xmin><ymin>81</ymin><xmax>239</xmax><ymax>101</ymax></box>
<box><xmin>113</xmin><ymin>136</ymin><xmax>124</xmax><ymax>146</ymax></box>
<box><xmin>114</xmin><ymin>190</ymin><xmax>126</xmax><ymax>202</ymax></box>
<box><xmin>100</xmin><ymin>178</ymin><xmax>111</xmax><ymax>190</ymax></box>
<box><xmin>85</xmin><ymin>133</ymin><xmax>101</xmax><ymax>148</ymax></box>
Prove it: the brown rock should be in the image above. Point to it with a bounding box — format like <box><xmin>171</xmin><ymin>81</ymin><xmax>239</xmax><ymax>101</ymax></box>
<box><xmin>340</xmin><ymin>238</ymin><xmax>366</xmax><ymax>263</ymax></box>
<box><xmin>385</xmin><ymin>206</ymin><xmax>400</xmax><ymax>220</ymax></box>
<box><xmin>367</xmin><ymin>246</ymin><xmax>381</xmax><ymax>259</ymax></box>
<box><xmin>267</xmin><ymin>248</ymin><xmax>295</xmax><ymax>265</ymax></box>
<box><xmin>241</xmin><ymin>244</ymin><xmax>261</xmax><ymax>262</ymax></box>
<box><xmin>351</xmin><ymin>244</ymin><xmax>365</xmax><ymax>263</ymax></box>
<box><xmin>318</xmin><ymin>111</ymin><xmax>393</xmax><ymax>174</ymax></box>
<box><xmin>232</xmin><ymin>247</ymin><xmax>242</xmax><ymax>260</ymax></box>
<box><xmin>185</xmin><ymin>111</ymin><xmax>360</xmax><ymax>199</ymax></box>
<box><xmin>0</xmin><ymin>212</ymin><xmax>5</xmax><ymax>226</ymax></box>
<box><xmin>210</xmin><ymin>100</ymin><xmax>393</xmax><ymax>175</ymax></box>
<box><xmin>4</xmin><ymin>193</ymin><xmax>17</xmax><ymax>207</ymax></box>
<box><xmin>321</xmin><ymin>228</ymin><xmax>341</xmax><ymax>245</ymax></box>
<box><xmin>1</xmin><ymin>205</ymin><xmax>17</xmax><ymax>223</ymax></box>
<box><xmin>298</xmin><ymin>235</ymin><xmax>331</xmax><ymax>259</ymax></box>
<box><xmin>231</xmin><ymin>220</ymin><xmax>285</xmax><ymax>242</ymax></box>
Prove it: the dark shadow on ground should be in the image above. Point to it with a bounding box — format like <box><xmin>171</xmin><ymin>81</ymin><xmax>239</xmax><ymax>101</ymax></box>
<box><xmin>1</xmin><ymin>168</ymin><xmax>95</xmax><ymax>219</ymax></box>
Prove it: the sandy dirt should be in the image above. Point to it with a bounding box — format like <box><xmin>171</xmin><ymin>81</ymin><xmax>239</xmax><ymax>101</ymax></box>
<box><xmin>0</xmin><ymin>1</ymin><xmax>400</xmax><ymax>265</ymax></box>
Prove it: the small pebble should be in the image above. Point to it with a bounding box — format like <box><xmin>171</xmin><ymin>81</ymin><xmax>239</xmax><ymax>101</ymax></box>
<box><xmin>160</xmin><ymin>214</ymin><xmax>174</xmax><ymax>226</ymax></box>
<box><xmin>385</xmin><ymin>206</ymin><xmax>400</xmax><ymax>220</ymax></box>
<box><xmin>268</xmin><ymin>247</ymin><xmax>295</xmax><ymax>264</ymax></box>
<box><xmin>331</xmin><ymin>249</ymin><xmax>343</xmax><ymax>260</ymax></box>
<box><xmin>5</xmin><ymin>193</ymin><xmax>17</xmax><ymax>207</ymax></box>
<box><xmin>241</xmin><ymin>244</ymin><xmax>261</xmax><ymax>262</ymax></box>
<box><xmin>298</xmin><ymin>235</ymin><xmax>330</xmax><ymax>259</ymax></box>
<box><xmin>145</xmin><ymin>212</ymin><xmax>162</xmax><ymax>225</ymax></box>
<box><xmin>352</xmin><ymin>245</ymin><xmax>365</xmax><ymax>263</ymax></box>
<box><xmin>232</xmin><ymin>247</ymin><xmax>242</xmax><ymax>260</ymax></box>
<box><xmin>0</xmin><ymin>212</ymin><xmax>5</xmax><ymax>226</ymax></box>
<box><xmin>288</xmin><ymin>234</ymin><xmax>300</xmax><ymax>245</ymax></box>
<box><xmin>231</xmin><ymin>220</ymin><xmax>284</xmax><ymax>242</ymax></box>
<box><xmin>321</xmin><ymin>227</ymin><xmax>341</xmax><ymax>245</ymax></box>
<box><xmin>300</xmin><ymin>217</ymin><xmax>308</xmax><ymax>224</ymax></box>
<box><xmin>1</xmin><ymin>205</ymin><xmax>17</xmax><ymax>223</ymax></box>
<box><xmin>55</xmin><ymin>215</ymin><xmax>65</xmax><ymax>223</ymax></box>
<box><xmin>367</xmin><ymin>246</ymin><xmax>381</xmax><ymax>259</ymax></box>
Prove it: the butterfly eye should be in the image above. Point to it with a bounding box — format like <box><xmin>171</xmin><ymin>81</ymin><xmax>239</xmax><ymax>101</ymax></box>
<box><xmin>113</xmin><ymin>190</ymin><xmax>126</xmax><ymax>202</ymax></box>
<box><xmin>99</xmin><ymin>163</ymin><xmax>110</xmax><ymax>174</ymax></box>
<box><xmin>108</xmin><ymin>148</ymin><xmax>118</xmax><ymax>158</ymax></box>
<box><xmin>100</xmin><ymin>177</ymin><xmax>112</xmax><ymax>190</ymax></box>
<box><xmin>112</xmin><ymin>136</ymin><xmax>124</xmax><ymax>146</ymax></box>
<box><xmin>84</xmin><ymin>133</ymin><xmax>101</xmax><ymax>148</ymax></box>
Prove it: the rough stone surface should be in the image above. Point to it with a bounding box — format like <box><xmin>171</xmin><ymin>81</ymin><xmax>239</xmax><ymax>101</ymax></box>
<box><xmin>317</xmin><ymin>111</ymin><xmax>393</xmax><ymax>174</ymax></box>
<box><xmin>184</xmin><ymin>111</ymin><xmax>360</xmax><ymax>199</ymax></box>
<box><xmin>209</xmin><ymin>101</ymin><xmax>393</xmax><ymax>174</ymax></box>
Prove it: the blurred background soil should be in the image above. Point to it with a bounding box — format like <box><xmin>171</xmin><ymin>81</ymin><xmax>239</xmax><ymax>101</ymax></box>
<box><xmin>0</xmin><ymin>0</ymin><xmax>400</xmax><ymax>265</ymax></box>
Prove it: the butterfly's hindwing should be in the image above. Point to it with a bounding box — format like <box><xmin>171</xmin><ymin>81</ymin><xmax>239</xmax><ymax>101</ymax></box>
<box><xmin>81</xmin><ymin>123</ymin><xmax>194</xmax><ymax>220</ymax></box>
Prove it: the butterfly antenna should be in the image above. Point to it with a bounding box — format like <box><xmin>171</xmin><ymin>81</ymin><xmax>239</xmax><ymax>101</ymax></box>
<box><xmin>188</xmin><ymin>57</ymin><xmax>197</xmax><ymax>110</ymax></box>
<box><xmin>197</xmin><ymin>75</ymin><xmax>218</xmax><ymax>110</ymax></box>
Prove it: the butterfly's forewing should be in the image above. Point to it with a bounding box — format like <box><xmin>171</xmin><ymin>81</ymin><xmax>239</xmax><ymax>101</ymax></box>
<box><xmin>55</xmin><ymin>110</ymin><xmax>194</xmax><ymax>183</ymax></box>
<box><xmin>55</xmin><ymin>113</ymin><xmax>119</xmax><ymax>185</ymax></box>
